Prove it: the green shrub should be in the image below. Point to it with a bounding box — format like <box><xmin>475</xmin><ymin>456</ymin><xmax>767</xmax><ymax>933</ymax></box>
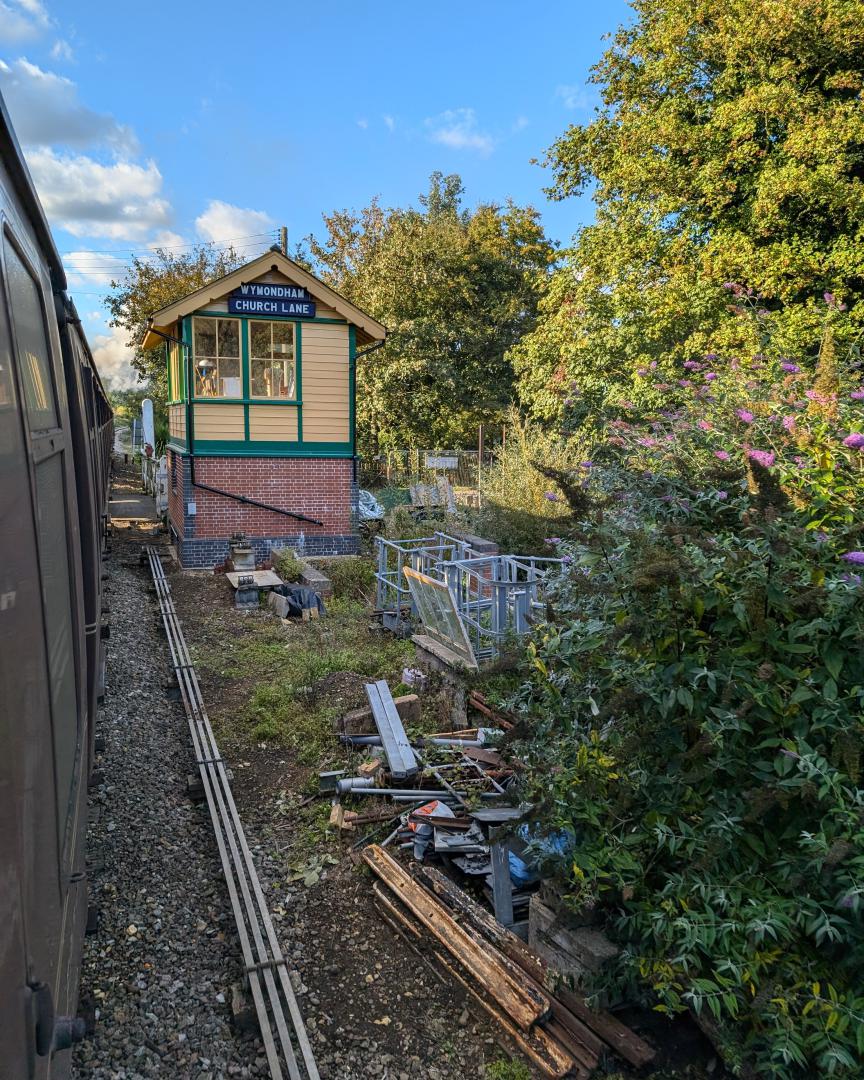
<box><xmin>314</xmin><ymin>556</ymin><xmax>375</xmax><ymax>601</ymax></box>
<box><xmin>273</xmin><ymin>547</ymin><xmax>304</xmax><ymax>581</ymax></box>
<box><xmin>512</xmin><ymin>300</ymin><xmax>864</xmax><ymax>1076</ymax></box>
<box><xmin>383</xmin><ymin>504</ymin><xmax>459</xmax><ymax>541</ymax></box>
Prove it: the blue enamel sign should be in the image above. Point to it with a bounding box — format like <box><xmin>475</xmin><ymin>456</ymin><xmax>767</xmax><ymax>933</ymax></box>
<box><xmin>228</xmin><ymin>281</ymin><xmax>316</xmax><ymax>318</ymax></box>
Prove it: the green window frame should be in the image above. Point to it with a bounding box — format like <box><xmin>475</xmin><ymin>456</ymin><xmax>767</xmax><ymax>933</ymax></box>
<box><xmin>187</xmin><ymin>313</ymin><xmax>304</xmax><ymax>406</ymax></box>
<box><xmin>248</xmin><ymin>320</ymin><xmax>297</xmax><ymax>399</ymax></box>
<box><xmin>191</xmin><ymin>316</ymin><xmax>241</xmax><ymax>399</ymax></box>
<box><xmin>167</xmin><ymin>340</ymin><xmax>184</xmax><ymax>403</ymax></box>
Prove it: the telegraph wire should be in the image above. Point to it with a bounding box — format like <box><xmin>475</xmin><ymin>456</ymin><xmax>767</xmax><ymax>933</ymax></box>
<box><xmin>59</xmin><ymin>230</ymin><xmax>278</xmax><ymax>258</ymax></box>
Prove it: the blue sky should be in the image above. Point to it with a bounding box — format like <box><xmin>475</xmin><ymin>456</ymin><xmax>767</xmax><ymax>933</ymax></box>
<box><xmin>0</xmin><ymin>0</ymin><xmax>633</xmax><ymax>387</ymax></box>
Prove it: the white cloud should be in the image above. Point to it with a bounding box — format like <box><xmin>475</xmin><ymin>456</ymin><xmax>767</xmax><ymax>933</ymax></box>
<box><xmin>425</xmin><ymin>108</ymin><xmax>495</xmax><ymax>155</ymax></box>
<box><xmin>0</xmin><ymin>0</ymin><xmax>50</xmax><ymax>43</ymax></box>
<box><xmin>63</xmin><ymin>250</ymin><xmax>128</xmax><ymax>288</ymax></box>
<box><xmin>0</xmin><ymin>58</ymin><xmax>137</xmax><ymax>152</ymax></box>
<box><xmin>356</xmin><ymin>117</ymin><xmax>368</xmax><ymax>130</ymax></box>
<box><xmin>512</xmin><ymin>115</ymin><xmax>529</xmax><ymax>132</ymax></box>
<box><xmin>27</xmin><ymin>147</ymin><xmax>171</xmax><ymax>239</ymax></box>
<box><xmin>194</xmin><ymin>199</ymin><xmax>274</xmax><ymax>244</ymax></box>
<box><xmin>383</xmin><ymin>114</ymin><xmax>395</xmax><ymax>132</ymax></box>
<box><xmin>89</xmin><ymin>323</ymin><xmax>139</xmax><ymax>390</ymax></box>
<box><xmin>50</xmin><ymin>38</ymin><xmax>72</xmax><ymax>61</ymax></box>
<box><xmin>147</xmin><ymin>229</ymin><xmax>186</xmax><ymax>249</ymax></box>
<box><xmin>555</xmin><ymin>84</ymin><xmax>595</xmax><ymax>111</ymax></box>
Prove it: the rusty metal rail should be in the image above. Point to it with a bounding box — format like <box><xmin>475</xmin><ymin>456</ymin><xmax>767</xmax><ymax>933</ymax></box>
<box><xmin>146</xmin><ymin>546</ymin><xmax>319</xmax><ymax>1080</ymax></box>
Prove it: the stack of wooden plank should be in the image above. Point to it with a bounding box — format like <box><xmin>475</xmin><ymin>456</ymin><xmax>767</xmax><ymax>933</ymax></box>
<box><xmin>363</xmin><ymin>844</ymin><xmax>654</xmax><ymax>1078</ymax></box>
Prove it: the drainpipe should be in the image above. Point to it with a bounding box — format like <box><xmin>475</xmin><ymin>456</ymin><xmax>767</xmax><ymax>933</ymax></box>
<box><xmin>352</xmin><ymin>338</ymin><xmax>385</xmax><ymax>485</ymax></box>
<box><xmin>146</xmin><ymin>323</ymin><xmax>323</xmax><ymax>526</ymax></box>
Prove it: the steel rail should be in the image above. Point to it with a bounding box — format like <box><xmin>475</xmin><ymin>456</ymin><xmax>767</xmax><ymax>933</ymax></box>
<box><xmin>146</xmin><ymin>547</ymin><xmax>319</xmax><ymax>1080</ymax></box>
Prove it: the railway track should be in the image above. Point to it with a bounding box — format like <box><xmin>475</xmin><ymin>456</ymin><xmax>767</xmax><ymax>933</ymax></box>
<box><xmin>146</xmin><ymin>546</ymin><xmax>319</xmax><ymax>1080</ymax></box>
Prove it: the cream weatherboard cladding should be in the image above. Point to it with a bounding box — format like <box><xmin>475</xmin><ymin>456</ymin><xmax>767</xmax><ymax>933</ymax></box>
<box><xmin>301</xmin><ymin>322</ymin><xmax>351</xmax><ymax>442</ymax></box>
<box><xmin>194</xmin><ymin>403</ymin><xmax>244</xmax><ymax>440</ymax></box>
<box><xmin>248</xmin><ymin>404</ymin><xmax>299</xmax><ymax>442</ymax></box>
<box><xmin>168</xmin><ymin>404</ymin><xmax>186</xmax><ymax>440</ymax></box>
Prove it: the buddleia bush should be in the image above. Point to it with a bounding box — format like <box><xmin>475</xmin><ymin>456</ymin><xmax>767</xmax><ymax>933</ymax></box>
<box><xmin>511</xmin><ymin>297</ymin><xmax>864</xmax><ymax>1076</ymax></box>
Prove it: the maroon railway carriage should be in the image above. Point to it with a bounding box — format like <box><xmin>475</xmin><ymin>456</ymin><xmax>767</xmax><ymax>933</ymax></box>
<box><xmin>0</xmin><ymin>88</ymin><xmax>112</xmax><ymax>1079</ymax></box>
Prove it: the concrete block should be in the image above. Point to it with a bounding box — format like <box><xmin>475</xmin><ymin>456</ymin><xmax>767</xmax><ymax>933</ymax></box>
<box><xmin>450</xmin><ymin>529</ymin><xmax>499</xmax><ymax>556</ymax></box>
<box><xmin>268</xmin><ymin>591</ymin><xmax>292</xmax><ymax>619</ymax></box>
<box><xmin>299</xmin><ymin>564</ymin><xmax>333</xmax><ymax>599</ymax></box>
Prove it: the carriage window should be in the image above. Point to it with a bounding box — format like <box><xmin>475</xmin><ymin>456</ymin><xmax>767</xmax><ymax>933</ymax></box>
<box><xmin>4</xmin><ymin>239</ymin><xmax>57</xmax><ymax>430</ymax></box>
<box><xmin>193</xmin><ymin>317</ymin><xmax>240</xmax><ymax>398</ymax></box>
<box><xmin>250</xmin><ymin>320</ymin><xmax>296</xmax><ymax>398</ymax></box>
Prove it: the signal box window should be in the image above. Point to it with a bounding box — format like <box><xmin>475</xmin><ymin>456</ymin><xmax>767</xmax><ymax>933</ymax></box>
<box><xmin>249</xmin><ymin>321</ymin><xmax>295</xmax><ymax>398</ymax></box>
<box><xmin>193</xmin><ymin>317</ymin><xmax>240</xmax><ymax>398</ymax></box>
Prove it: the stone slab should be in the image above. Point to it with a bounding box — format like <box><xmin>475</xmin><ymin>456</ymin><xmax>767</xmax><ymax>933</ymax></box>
<box><xmin>299</xmin><ymin>565</ymin><xmax>333</xmax><ymax>599</ymax></box>
<box><xmin>226</xmin><ymin>570</ymin><xmax>282</xmax><ymax>589</ymax></box>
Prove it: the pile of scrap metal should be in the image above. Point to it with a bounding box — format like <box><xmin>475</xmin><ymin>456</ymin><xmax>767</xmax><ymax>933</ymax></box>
<box><xmin>363</xmin><ymin>844</ymin><xmax>655</xmax><ymax>1079</ymax></box>
<box><xmin>329</xmin><ymin>677</ymin><xmax>520</xmax><ymax>842</ymax></box>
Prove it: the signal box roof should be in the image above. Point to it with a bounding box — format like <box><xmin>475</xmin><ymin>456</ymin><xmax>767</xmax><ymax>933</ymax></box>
<box><xmin>142</xmin><ymin>250</ymin><xmax>386</xmax><ymax>350</ymax></box>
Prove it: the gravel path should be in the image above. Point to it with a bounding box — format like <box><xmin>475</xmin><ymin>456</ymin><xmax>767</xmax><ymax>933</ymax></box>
<box><xmin>73</xmin><ymin>532</ymin><xmax>268</xmax><ymax>1079</ymax></box>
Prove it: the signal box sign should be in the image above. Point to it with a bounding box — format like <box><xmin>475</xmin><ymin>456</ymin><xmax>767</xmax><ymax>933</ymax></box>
<box><xmin>228</xmin><ymin>281</ymin><xmax>317</xmax><ymax>318</ymax></box>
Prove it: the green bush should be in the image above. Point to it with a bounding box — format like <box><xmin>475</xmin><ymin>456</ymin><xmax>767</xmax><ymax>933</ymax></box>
<box><xmin>383</xmin><ymin>504</ymin><xmax>459</xmax><ymax>541</ymax></box>
<box><xmin>314</xmin><ymin>556</ymin><xmax>375</xmax><ymax>601</ymax></box>
<box><xmin>273</xmin><ymin>548</ymin><xmax>304</xmax><ymax>581</ymax></box>
<box><xmin>511</xmin><ymin>300</ymin><xmax>864</xmax><ymax>1075</ymax></box>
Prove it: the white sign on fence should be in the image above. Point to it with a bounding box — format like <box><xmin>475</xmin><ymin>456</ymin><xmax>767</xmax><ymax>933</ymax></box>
<box><xmin>425</xmin><ymin>453</ymin><xmax>459</xmax><ymax>470</ymax></box>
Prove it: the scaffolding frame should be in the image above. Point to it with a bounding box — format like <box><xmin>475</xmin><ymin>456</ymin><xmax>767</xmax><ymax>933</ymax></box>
<box><xmin>374</xmin><ymin>532</ymin><xmax>475</xmax><ymax>629</ymax></box>
<box><xmin>441</xmin><ymin>554</ymin><xmax>562</xmax><ymax>663</ymax></box>
<box><xmin>374</xmin><ymin>534</ymin><xmax>561</xmax><ymax>663</ymax></box>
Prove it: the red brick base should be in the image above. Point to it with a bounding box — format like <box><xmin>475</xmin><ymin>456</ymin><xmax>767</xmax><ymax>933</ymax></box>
<box><xmin>167</xmin><ymin>451</ymin><xmax>358</xmax><ymax>566</ymax></box>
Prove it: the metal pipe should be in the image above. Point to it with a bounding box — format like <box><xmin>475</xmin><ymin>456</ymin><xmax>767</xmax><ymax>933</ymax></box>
<box><xmin>337</xmin><ymin>779</ymin><xmax>467</xmax><ymax>797</ymax></box>
<box><xmin>339</xmin><ymin>734</ymin><xmax>484</xmax><ymax>748</ymax></box>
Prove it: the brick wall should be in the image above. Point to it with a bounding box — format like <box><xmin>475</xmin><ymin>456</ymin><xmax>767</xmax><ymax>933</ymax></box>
<box><xmin>166</xmin><ymin>451</ymin><xmax>358</xmax><ymax>567</ymax></box>
<box><xmin>191</xmin><ymin>456</ymin><xmax>353</xmax><ymax>537</ymax></box>
<box><xmin>166</xmin><ymin>449</ymin><xmax>190</xmax><ymax>543</ymax></box>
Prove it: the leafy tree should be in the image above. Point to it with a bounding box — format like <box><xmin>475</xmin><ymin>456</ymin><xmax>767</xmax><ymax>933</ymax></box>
<box><xmin>305</xmin><ymin>173</ymin><xmax>556</xmax><ymax>452</ymax></box>
<box><xmin>514</xmin><ymin>0</ymin><xmax>864</xmax><ymax>421</ymax></box>
<box><xmin>104</xmin><ymin>245</ymin><xmax>246</xmax><ymax>400</ymax></box>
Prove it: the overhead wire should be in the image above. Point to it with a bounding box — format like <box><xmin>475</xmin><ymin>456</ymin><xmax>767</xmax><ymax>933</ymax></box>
<box><xmin>63</xmin><ymin>241</ymin><xmax>275</xmax><ymax>270</ymax></box>
<box><xmin>59</xmin><ymin>230</ymin><xmax>278</xmax><ymax>258</ymax></box>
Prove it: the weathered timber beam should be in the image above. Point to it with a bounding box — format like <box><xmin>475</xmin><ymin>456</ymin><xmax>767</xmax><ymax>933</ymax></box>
<box><xmin>373</xmin><ymin>875</ymin><xmax>578</xmax><ymax>1079</ymax></box>
<box><xmin>430</xmin><ymin>948</ymin><xmax>582</xmax><ymax>1080</ymax></box>
<box><xmin>419</xmin><ymin>865</ymin><xmax>655</xmax><ymax>1069</ymax></box>
<box><xmin>362</xmin><ymin>844</ymin><xmax>549</xmax><ymax>1031</ymax></box>
<box><xmin>417</xmin><ymin>867</ymin><xmax>600</xmax><ymax>1069</ymax></box>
